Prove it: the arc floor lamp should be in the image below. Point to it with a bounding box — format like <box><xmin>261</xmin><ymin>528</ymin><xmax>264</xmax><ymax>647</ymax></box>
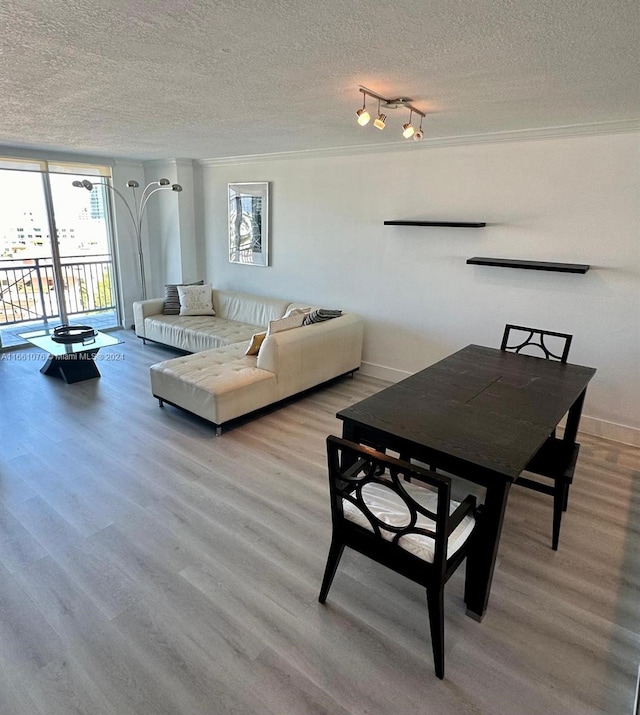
<box><xmin>73</xmin><ymin>177</ymin><xmax>182</xmax><ymax>300</ymax></box>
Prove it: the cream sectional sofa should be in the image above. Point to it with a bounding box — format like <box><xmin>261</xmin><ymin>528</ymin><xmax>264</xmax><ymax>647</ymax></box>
<box><xmin>133</xmin><ymin>288</ymin><xmax>364</xmax><ymax>433</ymax></box>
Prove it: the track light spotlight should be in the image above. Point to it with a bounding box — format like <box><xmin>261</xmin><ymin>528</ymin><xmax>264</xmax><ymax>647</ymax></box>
<box><xmin>373</xmin><ymin>100</ymin><xmax>386</xmax><ymax>130</ymax></box>
<box><xmin>171</xmin><ymin>184</ymin><xmax>183</xmax><ymax>191</ymax></box>
<box><xmin>81</xmin><ymin>179</ymin><xmax>93</xmax><ymax>190</ymax></box>
<box><xmin>158</xmin><ymin>178</ymin><xmax>171</xmax><ymax>185</ymax></box>
<box><xmin>126</xmin><ymin>180</ymin><xmax>140</xmax><ymax>188</ymax></box>
<box><xmin>356</xmin><ymin>108</ymin><xmax>370</xmax><ymax>126</ymax></box>
<box><xmin>356</xmin><ymin>94</ymin><xmax>370</xmax><ymax>126</ymax></box>
<box><xmin>402</xmin><ymin>110</ymin><xmax>415</xmax><ymax>138</ymax></box>
<box><xmin>413</xmin><ymin>116</ymin><xmax>424</xmax><ymax>141</ymax></box>
<box><xmin>374</xmin><ymin>113</ymin><xmax>386</xmax><ymax>130</ymax></box>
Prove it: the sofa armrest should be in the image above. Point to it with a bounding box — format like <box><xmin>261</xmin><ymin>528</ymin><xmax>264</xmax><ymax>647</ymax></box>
<box><xmin>133</xmin><ymin>298</ymin><xmax>165</xmax><ymax>338</ymax></box>
<box><xmin>257</xmin><ymin>313</ymin><xmax>364</xmax><ymax>398</ymax></box>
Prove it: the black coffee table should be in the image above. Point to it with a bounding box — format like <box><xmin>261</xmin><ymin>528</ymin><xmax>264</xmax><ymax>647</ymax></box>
<box><xmin>20</xmin><ymin>329</ymin><xmax>123</xmax><ymax>383</ymax></box>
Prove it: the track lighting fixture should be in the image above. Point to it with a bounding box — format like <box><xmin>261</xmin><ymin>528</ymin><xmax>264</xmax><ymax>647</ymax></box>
<box><xmin>355</xmin><ymin>87</ymin><xmax>425</xmax><ymax>141</ymax></box>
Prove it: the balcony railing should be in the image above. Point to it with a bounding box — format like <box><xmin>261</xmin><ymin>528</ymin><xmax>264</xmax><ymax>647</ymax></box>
<box><xmin>0</xmin><ymin>254</ymin><xmax>116</xmax><ymax>327</ymax></box>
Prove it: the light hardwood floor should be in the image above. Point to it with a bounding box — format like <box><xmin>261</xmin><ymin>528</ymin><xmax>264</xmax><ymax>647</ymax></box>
<box><xmin>0</xmin><ymin>331</ymin><xmax>638</xmax><ymax>715</ymax></box>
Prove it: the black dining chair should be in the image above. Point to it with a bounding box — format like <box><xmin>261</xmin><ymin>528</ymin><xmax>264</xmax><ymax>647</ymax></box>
<box><xmin>500</xmin><ymin>324</ymin><xmax>579</xmax><ymax>550</ymax></box>
<box><xmin>319</xmin><ymin>436</ymin><xmax>478</xmax><ymax>679</ymax></box>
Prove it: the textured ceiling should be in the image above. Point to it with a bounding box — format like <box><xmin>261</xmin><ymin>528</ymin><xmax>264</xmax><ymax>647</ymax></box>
<box><xmin>1</xmin><ymin>0</ymin><xmax>638</xmax><ymax>161</ymax></box>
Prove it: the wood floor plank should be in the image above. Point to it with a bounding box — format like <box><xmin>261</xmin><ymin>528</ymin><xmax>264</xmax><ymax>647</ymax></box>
<box><xmin>0</xmin><ymin>503</ymin><xmax>48</xmax><ymax>572</ymax></box>
<box><xmin>0</xmin><ymin>331</ymin><xmax>637</xmax><ymax>714</ymax></box>
<box><xmin>0</xmin><ymin>564</ymin><xmax>63</xmax><ymax>682</ymax></box>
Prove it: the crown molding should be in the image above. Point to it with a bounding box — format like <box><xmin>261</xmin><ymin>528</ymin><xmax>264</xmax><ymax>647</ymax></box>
<box><xmin>142</xmin><ymin>158</ymin><xmax>194</xmax><ymax>169</ymax></box>
<box><xmin>197</xmin><ymin>118</ymin><xmax>640</xmax><ymax>167</ymax></box>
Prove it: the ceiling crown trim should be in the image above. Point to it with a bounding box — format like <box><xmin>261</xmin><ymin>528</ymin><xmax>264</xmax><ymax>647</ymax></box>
<box><xmin>197</xmin><ymin>118</ymin><xmax>640</xmax><ymax>167</ymax></box>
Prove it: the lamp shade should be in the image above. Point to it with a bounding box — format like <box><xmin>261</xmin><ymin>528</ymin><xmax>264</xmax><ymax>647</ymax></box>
<box><xmin>373</xmin><ymin>113</ymin><xmax>386</xmax><ymax>130</ymax></box>
<box><xmin>356</xmin><ymin>108</ymin><xmax>370</xmax><ymax>126</ymax></box>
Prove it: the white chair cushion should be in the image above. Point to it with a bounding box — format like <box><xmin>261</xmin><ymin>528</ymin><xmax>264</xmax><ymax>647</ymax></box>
<box><xmin>342</xmin><ymin>480</ymin><xmax>475</xmax><ymax>563</ymax></box>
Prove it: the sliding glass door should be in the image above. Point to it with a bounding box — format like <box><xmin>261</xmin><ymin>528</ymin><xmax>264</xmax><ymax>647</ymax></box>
<box><xmin>0</xmin><ymin>160</ymin><xmax>120</xmax><ymax>348</ymax></box>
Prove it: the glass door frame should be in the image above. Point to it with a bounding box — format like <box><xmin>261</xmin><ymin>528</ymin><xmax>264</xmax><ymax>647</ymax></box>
<box><xmin>42</xmin><ymin>171</ymin><xmax>69</xmax><ymax>324</ymax></box>
<box><xmin>0</xmin><ymin>156</ymin><xmax>123</xmax><ymax>345</ymax></box>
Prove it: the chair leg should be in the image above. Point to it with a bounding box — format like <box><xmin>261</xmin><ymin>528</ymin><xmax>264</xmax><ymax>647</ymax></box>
<box><xmin>426</xmin><ymin>585</ymin><xmax>445</xmax><ymax>679</ymax></box>
<box><xmin>318</xmin><ymin>538</ymin><xmax>345</xmax><ymax>603</ymax></box>
<box><xmin>562</xmin><ymin>486</ymin><xmax>570</xmax><ymax>512</ymax></box>
<box><xmin>552</xmin><ymin>480</ymin><xmax>570</xmax><ymax>551</ymax></box>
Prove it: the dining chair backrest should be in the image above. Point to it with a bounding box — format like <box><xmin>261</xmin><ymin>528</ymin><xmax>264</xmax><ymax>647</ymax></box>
<box><xmin>501</xmin><ymin>324</ymin><xmax>573</xmax><ymax>363</ymax></box>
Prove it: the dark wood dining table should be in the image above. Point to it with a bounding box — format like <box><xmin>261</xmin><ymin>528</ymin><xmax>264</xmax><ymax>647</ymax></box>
<box><xmin>337</xmin><ymin>344</ymin><xmax>596</xmax><ymax>621</ymax></box>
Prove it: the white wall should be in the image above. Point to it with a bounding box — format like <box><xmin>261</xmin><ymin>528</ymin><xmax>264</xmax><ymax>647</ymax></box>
<box><xmin>197</xmin><ymin>132</ymin><xmax>640</xmax><ymax>443</ymax></box>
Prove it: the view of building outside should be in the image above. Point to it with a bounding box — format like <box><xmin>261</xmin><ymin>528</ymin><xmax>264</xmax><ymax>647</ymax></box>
<box><xmin>0</xmin><ymin>169</ymin><xmax>117</xmax><ymax>330</ymax></box>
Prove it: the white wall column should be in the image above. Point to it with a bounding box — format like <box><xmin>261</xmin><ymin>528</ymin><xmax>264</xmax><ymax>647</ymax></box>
<box><xmin>143</xmin><ymin>159</ymin><xmax>197</xmax><ymax>298</ymax></box>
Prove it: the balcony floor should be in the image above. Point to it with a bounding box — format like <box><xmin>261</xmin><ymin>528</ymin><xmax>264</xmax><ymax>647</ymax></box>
<box><xmin>0</xmin><ymin>310</ymin><xmax>119</xmax><ymax>348</ymax></box>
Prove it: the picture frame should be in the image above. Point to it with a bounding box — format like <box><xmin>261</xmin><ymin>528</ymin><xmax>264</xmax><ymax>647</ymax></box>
<box><xmin>228</xmin><ymin>182</ymin><xmax>269</xmax><ymax>266</ymax></box>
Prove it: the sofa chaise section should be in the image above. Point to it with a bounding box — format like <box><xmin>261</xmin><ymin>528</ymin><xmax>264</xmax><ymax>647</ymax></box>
<box><xmin>149</xmin><ymin>312</ymin><xmax>364</xmax><ymax>433</ymax></box>
<box><xmin>149</xmin><ymin>343</ymin><xmax>278</xmax><ymax>430</ymax></box>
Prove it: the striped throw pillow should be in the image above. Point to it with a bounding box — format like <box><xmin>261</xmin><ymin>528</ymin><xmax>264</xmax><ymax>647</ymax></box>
<box><xmin>163</xmin><ymin>280</ymin><xmax>204</xmax><ymax>315</ymax></box>
<box><xmin>302</xmin><ymin>309</ymin><xmax>342</xmax><ymax>325</ymax></box>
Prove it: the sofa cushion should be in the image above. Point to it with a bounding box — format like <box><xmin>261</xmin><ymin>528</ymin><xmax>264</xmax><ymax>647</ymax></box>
<box><xmin>163</xmin><ymin>280</ymin><xmax>203</xmax><ymax>315</ymax></box>
<box><xmin>245</xmin><ymin>331</ymin><xmax>267</xmax><ymax>356</ymax></box>
<box><xmin>302</xmin><ymin>308</ymin><xmax>342</xmax><ymax>325</ymax></box>
<box><xmin>212</xmin><ymin>289</ymin><xmax>290</xmax><ymax>326</ymax></box>
<box><xmin>178</xmin><ymin>284</ymin><xmax>216</xmax><ymax>316</ymax></box>
<box><xmin>144</xmin><ymin>314</ymin><xmax>263</xmax><ymax>354</ymax></box>
<box><xmin>267</xmin><ymin>316</ymin><xmax>301</xmax><ymax>335</ymax></box>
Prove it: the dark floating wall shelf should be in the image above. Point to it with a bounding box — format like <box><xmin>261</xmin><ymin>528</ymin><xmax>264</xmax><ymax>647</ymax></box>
<box><xmin>467</xmin><ymin>257</ymin><xmax>590</xmax><ymax>274</ymax></box>
<box><xmin>384</xmin><ymin>220</ymin><xmax>486</xmax><ymax>228</ymax></box>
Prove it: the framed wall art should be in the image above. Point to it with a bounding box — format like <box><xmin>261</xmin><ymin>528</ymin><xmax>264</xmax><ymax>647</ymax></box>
<box><xmin>228</xmin><ymin>182</ymin><xmax>269</xmax><ymax>266</ymax></box>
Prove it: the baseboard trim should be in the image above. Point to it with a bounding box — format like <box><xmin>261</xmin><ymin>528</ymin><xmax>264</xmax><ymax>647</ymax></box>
<box><xmin>359</xmin><ymin>361</ymin><xmax>639</xmax><ymax>447</ymax></box>
<box><xmin>577</xmin><ymin>416</ymin><xmax>640</xmax><ymax>448</ymax></box>
<box><xmin>359</xmin><ymin>360</ymin><xmax>411</xmax><ymax>383</ymax></box>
